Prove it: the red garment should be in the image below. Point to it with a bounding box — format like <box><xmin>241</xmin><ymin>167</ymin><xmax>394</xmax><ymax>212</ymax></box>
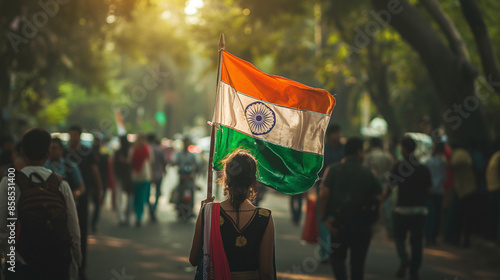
<box><xmin>210</xmin><ymin>203</ymin><xmax>231</xmax><ymax>279</ymax></box>
<box><xmin>131</xmin><ymin>145</ymin><xmax>150</xmax><ymax>172</ymax></box>
<box><xmin>302</xmin><ymin>200</ymin><xmax>319</xmax><ymax>243</ymax></box>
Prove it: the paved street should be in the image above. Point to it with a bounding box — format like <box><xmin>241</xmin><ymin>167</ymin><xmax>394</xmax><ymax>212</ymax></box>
<box><xmin>87</xmin><ymin>167</ymin><xmax>500</xmax><ymax>280</ymax></box>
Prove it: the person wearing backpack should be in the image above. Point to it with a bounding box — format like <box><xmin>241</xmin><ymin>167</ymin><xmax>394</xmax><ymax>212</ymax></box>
<box><xmin>319</xmin><ymin>137</ymin><xmax>382</xmax><ymax>280</ymax></box>
<box><xmin>0</xmin><ymin>128</ymin><xmax>81</xmax><ymax>280</ymax></box>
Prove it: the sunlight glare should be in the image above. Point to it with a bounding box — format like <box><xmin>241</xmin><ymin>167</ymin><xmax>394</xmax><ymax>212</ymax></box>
<box><xmin>161</xmin><ymin>10</ymin><xmax>172</xmax><ymax>20</ymax></box>
<box><xmin>185</xmin><ymin>0</ymin><xmax>204</xmax><ymax>15</ymax></box>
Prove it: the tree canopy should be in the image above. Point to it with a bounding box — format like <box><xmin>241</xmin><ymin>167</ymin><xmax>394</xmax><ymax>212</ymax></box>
<box><xmin>2</xmin><ymin>0</ymin><xmax>499</xmax><ymax>147</ymax></box>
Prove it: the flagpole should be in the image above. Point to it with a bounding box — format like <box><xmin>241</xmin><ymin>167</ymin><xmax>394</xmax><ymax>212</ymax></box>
<box><xmin>207</xmin><ymin>33</ymin><xmax>225</xmax><ymax>200</ymax></box>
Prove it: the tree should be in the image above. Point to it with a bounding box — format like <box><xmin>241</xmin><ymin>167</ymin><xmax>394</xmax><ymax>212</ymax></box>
<box><xmin>0</xmin><ymin>0</ymin><xmax>139</xmax><ymax>135</ymax></box>
<box><xmin>369</xmin><ymin>0</ymin><xmax>496</xmax><ymax>145</ymax></box>
<box><xmin>1</xmin><ymin>0</ymin><xmax>201</xmax><ymax>137</ymax></box>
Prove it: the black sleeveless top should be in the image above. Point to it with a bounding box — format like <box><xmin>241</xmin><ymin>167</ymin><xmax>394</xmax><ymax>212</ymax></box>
<box><xmin>219</xmin><ymin>207</ymin><xmax>271</xmax><ymax>272</ymax></box>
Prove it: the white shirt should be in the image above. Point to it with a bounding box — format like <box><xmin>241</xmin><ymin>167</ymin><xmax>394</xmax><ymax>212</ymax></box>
<box><xmin>0</xmin><ymin>166</ymin><xmax>81</xmax><ymax>279</ymax></box>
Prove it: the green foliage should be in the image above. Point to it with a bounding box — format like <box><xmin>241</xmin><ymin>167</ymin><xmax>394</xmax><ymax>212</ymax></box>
<box><xmin>38</xmin><ymin>97</ymin><xmax>69</xmax><ymax>127</ymax></box>
<box><xmin>2</xmin><ymin>0</ymin><xmax>500</xmax><ymax>140</ymax></box>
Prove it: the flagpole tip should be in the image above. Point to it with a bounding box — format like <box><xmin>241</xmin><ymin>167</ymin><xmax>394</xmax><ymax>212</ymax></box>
<box><xmin>219</xmin><ymin>33</ymin><xmax>225</xmax><ymax>50</ymax></box>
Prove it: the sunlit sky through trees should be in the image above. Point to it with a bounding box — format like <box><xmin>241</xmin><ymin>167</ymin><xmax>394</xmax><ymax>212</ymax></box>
<box><xmin>1</xmin><ymin>0</ymin><xmax>499</xmax><ymax>145</ymax></box>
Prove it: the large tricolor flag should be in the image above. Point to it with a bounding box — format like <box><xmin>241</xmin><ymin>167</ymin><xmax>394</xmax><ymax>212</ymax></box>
<box><xmin>212</xmin><ymin>51</ymin><xmax>336</xmax><ymax>195</ymax></box>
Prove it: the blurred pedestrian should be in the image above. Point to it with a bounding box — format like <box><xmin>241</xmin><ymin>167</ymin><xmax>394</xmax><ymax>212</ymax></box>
<box><xmin>290</xmin><ymin>194</ymin><xmax>303</xmax><ymax>226</ymax></box>
<box><xmin>114</xmin><ymin>135</ymin><xmax>134</xmax><ymax>226</ymax></box>
<box><xmin>129</xmin><ymin>134</ymin><xmax>154</xmax><ymax>227</ymax></box>
<box><xmin>90</xmin><ymin>135</ymin><xmax>109</xmax><ymax>233</ymax></box>
<box><xmin>443</xmin><ymin>141</ymin><xmax>459</xmax><ymax>245</ymax></box>
<box><xmin>147</xmin><ymin>133</ymin><xmax>167</xmax><ymax>223</ymax></box>
<box><xmin>64</xmin><ymin>125</ymin><xmax>103</xmax><ymax>280</ymax></box>
<box><xmin>486</xmin><ymin>138</ymin><xmax>500</xmax><ymax>244</ymax></box>
<box><xmin>317</xmin><ymin>124</ymin><xmax>345</xmax><ymax>263</ymax></box>
<box><xmin>424</xmin><ymin>141</ymin><xmax>446</xmax><ymax>246</ymax></box>
<box><xmin>388</xmin><ymin>136</ymin><xmax>431</xmax><ymax>280</ymax></box>
<box><xmin>451</xmin><ymin>142</ymin><xmax>478</xmax><ymax>247</ymax></box>
<box><xmin>189</xmin><ymin>149</ymin><xmax>276</xmax><ymax>279</ymax></box>
<box><xmin>0</xmin><ymin>135</ymin><xmax>14</xmax><ymax>176</ymax></box>
<box><xmin>319</xmin><ymin>137</ymin><xmax>382</xmax><ymax>280</ymax></box>
<box><xmin>45</xmin><ymin>137</ymin><xmax>85</xmax><ymax>202</ymax></box>
<box><xmin>174</xmin><ymin>137</ymin><xmax>199</xmax><ymax>222</ymax></box>
<box><xmin>0</xmin><ymin>137</ymin><xmax>23</xmax><ymax>176</ymax></box>
<box><xmin>364</xmin><ymin>137</ymin><xmax>395</xmax><ymax>238</ymax></box>
<box><xmin>0</xmin><ymin>128</ymin><xmax>81</xmax><ymax>280</ymax></box>
<box><xmin>252</xmin><ymin>182</ymin><xmax>268</xmax><ymax>206</ymax></box>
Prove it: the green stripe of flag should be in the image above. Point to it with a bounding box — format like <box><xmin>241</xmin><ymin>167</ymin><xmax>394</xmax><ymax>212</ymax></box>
<box><xmin>213</xmin><ymin>125</ymin><xmax>323</xmax><ymax>195</ymax></box>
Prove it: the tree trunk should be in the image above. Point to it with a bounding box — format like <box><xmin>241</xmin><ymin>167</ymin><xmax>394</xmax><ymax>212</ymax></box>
<box><xmin>460</xmin><ymin>0</ymin><xmax>500</xmax><ymax>96</ymax></box>
<box><xmin>371</xmin><ymin>0</ymin><xmax>490</xmax><ymax>145</ymax></box>
<box><xmin>365</xmin><ymin>42</ymin><xmax>402</xmax><ymax>142</ymax></box>
<box><xmin>420</xmin><ymin>0</ymin><xmax>476</xmax><ymax>77</ymax></box>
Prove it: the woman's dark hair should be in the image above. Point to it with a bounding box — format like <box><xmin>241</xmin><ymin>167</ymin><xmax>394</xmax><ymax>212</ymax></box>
<box><xmin>217</xmin><ymin>149</ymin><xmax>258</xmax><ymax>224</ymax></box>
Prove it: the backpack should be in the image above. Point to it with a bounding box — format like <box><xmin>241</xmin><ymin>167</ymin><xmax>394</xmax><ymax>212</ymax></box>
<box><xmin>15</xmin><ymin>171</ymin><xmax>72</xmax><ymax>272</ymax></box>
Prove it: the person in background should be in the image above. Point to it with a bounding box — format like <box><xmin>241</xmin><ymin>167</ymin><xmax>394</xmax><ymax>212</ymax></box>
<box><xmin>424</xmin><ymin>141</ymin><xmax>446</xmax><ymax>246</ymax></box>
<box><xmin>363</xmin><ymin>137</ymin><xmax>395</xmax><ymax>238</ymax></box>
<box><xmin>0</xmin><ymin>135</ymin><xmax>14</xmax><ymax>176</ymax></box>
<box><xmin>451</xmin><ymin>142</ymin><xmax>477</xmax><ymax>247</ymax></box>
<box><xmin>65</xmin><ymin>125</ymin><xmax>103</xmax><ymax>280</ymax></box>
<box><xmin>106</xmin><ymin>141</ymin><xmax>117</xmax><ymax>211</ymax></box>
<box><xmin>470</xmin><ymin>140</ymin><xmax>489</xmax><ymax>237</ymax></box>
<box><xmin>0</xmin><ymin>128</ymin><xmax>81</xmax><ymax>280</ymax></box>
<box><xmin>174</xmin><ymin>137</ymin><xmax>199</xmax><ymax>221</ymax></box>
<box><xmin>317</xmin><ymin>124</ymin><xmax>345</xmax><ymax>263</ymax></box>
<box><xmin>443</xmin><ymin>140</ymin><xmax>459</xmax><ymax>245</ymax></box>
<box><xmin>0</xmin><ymin>141</ymin><xmax>25</xmax><ymax>178</ymax></box>
<box><xmin>45</xmin><ymin>137</ymin><xmax>85</xmax><ymax>202</ymax></box>
<box><xmin>129</xmin><ymin>134</ymin><xmax>154</xmax><ymax>227</ymax></box>
<box><xmin>388</xmin><ymin>136</ymin><xmax>431</xmax><ymax>280</ymax></box>
<box><xmin>319</xmin><ymin>137</ymin><xmax>382</xmax><ymax>280</ymax></box>
<box><xmin>114</xmin><ymin>135</ymin><xmax>134</xmax><ymax>226</ymax></box>
<box><xmin>90</xmin><ymin>135</ymin><xmax>109</xmax><ymax>233</ymax></box>
<box><xmin>290</xmin><ymin>194</ymin><xmax>303</xmax><ymax>226</ymax></box>
<box><xmin>486</xmin><ymin>138</ymin><xmax>500</xmax><ymax>245</ymax></box>
<box><xmin>147</xmin><ymin>133</ymin><xmax>167</xmax><ymax>223</ymax></box>
<box><xmin>253</xmin><ymin>182</ymin><xmax>268</xmax><ymax>207</ymax></box>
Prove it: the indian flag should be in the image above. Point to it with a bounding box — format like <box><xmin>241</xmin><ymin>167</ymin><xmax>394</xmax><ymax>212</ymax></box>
<box><xmin>212</xmin><ymin>51</ymin><xmax>336</xmax><ymax>195</ymax></box>
<box><xmin>114</xmin><ymin>109</ymin><xmax>127</xmax><ymax>136</ymax></box>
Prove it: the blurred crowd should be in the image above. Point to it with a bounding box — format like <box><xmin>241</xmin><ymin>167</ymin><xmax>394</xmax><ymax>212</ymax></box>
<box><xmin>292</xmin><ymin>123</ymin><xmax>500</xmax><ymax>280</ymax></box>
<box><xmin>1</xmin><ymin>122</ymin><xmax>499</xmax><ymax>280</ymax></box>
<box><xmin>0</xmin><ymin>126</ymin><xmax>204</xmax><ymax>280</ymax></box>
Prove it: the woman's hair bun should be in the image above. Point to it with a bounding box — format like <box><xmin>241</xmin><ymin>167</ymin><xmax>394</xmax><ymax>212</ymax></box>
<box><xmin>217</xmin><ymin>149</ymin><xmax>258</xmax><ymax>210</ymax></box>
